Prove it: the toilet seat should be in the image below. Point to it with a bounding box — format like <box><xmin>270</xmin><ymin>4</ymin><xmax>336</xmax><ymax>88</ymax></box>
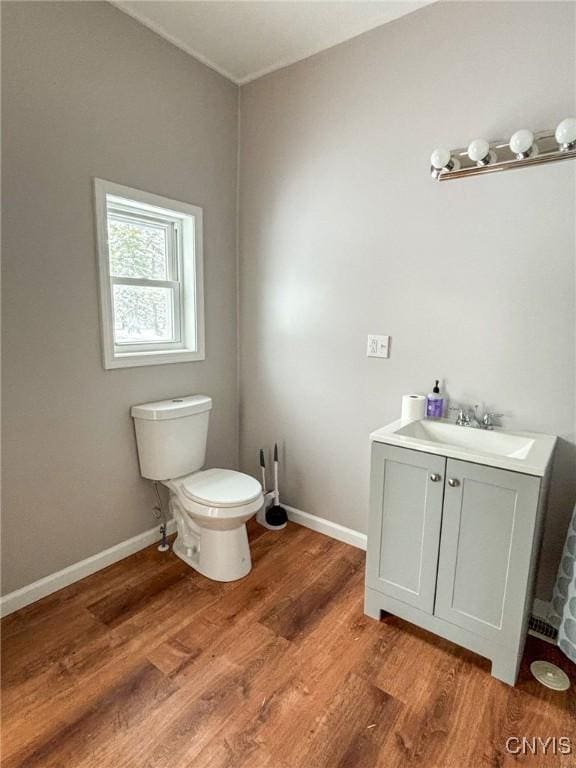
<box><xmin>170</xmin><ymin>469</ymin><xmax>262</xmax><ymax>508</ymax></box>
<box><xmin>174</xmin><ymin>469</ymin><xmax>262</xmax><ymax>508</ymax></box>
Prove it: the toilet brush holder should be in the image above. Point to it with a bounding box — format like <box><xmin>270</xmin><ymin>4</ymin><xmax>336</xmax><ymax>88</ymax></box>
<box><xmin>256</xmin><ymin>445</ymin><xmax>287</xmax><ymax>530</ymax></box>
<box><xmin>257</xmin><ymin>491</ymin><xmax>287</xmax><ymax>530</ymax></box>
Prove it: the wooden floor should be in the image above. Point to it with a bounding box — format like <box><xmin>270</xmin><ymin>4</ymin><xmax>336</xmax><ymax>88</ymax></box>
<box><xmin>1</xmin><ymin>522</ymin><xmax>574</xmax><ymax>768</ymax></box>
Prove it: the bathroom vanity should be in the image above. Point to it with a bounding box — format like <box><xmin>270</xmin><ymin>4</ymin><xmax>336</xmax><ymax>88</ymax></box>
<box><xmin>364</xmin><ymin>418</ymin><xmax>557</xmax><ymax>685</ymax></box>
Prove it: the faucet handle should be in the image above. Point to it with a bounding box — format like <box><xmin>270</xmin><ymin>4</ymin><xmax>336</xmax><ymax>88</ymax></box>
<box><xmin>449</xmin><ymin>406</ymin><xmax>470</xmax><ymax>426</ymax></box>
<box><xmin>482</xmin><ymin>412</ymin><xmax>504</xmax><ymax>428</ymax></box>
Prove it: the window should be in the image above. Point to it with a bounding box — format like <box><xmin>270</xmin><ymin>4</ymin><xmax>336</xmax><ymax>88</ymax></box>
<box><xmin>94</xmin><ymin>179</ymin><xmax>204</xmax><ymax>368</ymax></box>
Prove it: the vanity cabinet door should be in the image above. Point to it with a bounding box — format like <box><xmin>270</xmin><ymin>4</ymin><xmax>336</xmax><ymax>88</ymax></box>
<box><xmin>366</xmin><ymin>443</ymin><xmax>446</xmax><ymax>614</ymax></box>
<box><xmin>434</xmin><ymin>459</ymin><xmax>541</xmax><ymax>646</ymax></box>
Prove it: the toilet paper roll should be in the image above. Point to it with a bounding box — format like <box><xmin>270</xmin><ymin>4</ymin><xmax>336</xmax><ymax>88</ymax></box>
<box><xmin>401</xmin><ymin>394</ymin><xmax>426</xmax><ymax>421</ymax></box>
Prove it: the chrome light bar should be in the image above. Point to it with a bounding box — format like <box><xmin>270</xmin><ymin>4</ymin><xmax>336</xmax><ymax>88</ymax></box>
<box><xmin>431</xmin><ymin>118</ymin><xmax>576</xmax><ymax>181</ymax></box>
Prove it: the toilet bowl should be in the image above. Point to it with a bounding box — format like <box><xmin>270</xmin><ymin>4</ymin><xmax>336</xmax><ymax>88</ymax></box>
<box><xmin>166</xmin><ymin>468</ymin><xmax>263</xmax><ymax>581</ymax></box>
<box><xmin>131</xmin><ymin>395</ymin><xmax>263</xmax><ymax>582</ymax></box>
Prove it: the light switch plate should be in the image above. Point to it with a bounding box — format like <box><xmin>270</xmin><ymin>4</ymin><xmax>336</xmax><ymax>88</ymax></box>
<box><xmin>367</xmin><ymin>334</ymin><xmax>390</xmax><ymax>358</ymax></box>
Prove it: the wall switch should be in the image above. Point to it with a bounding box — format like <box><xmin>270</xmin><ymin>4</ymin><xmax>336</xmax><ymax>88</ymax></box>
<box><xmin>367</xmin><ymin>334</ymin><xmax>390</xmax><ymax>358</ymax></box>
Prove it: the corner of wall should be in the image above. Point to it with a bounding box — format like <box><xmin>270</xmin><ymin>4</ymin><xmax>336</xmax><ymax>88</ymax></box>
<box><xmin>235</xmin><ymin>84</ymin><xmax>243</xmax><ymax>470</ymax></box>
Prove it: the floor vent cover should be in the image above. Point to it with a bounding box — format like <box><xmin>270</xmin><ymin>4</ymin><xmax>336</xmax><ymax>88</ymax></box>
<box><xmin>528</xmin><ymin>614</ymin><xmax>558</xmax><ymax>642</ymax></box>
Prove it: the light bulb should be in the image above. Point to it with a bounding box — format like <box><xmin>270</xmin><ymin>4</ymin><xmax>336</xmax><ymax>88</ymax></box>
<box><xmin>555</xmin><ymin>117</ymin><xmax>576</xmax><ymax>149</ymax></box>
<box><xmin>430</xmin><ymin>148</ymin><xmax>452</xmax><ymax>170</ymax></box>
<box><xmin>468</xmin><ymin>138</ymin><xmax>491</xmax><ymax>164</ymax></box>
<box><xmin>509</xmin><ymin>129</ymin><xmax>534</xmax><ymax>157</ymax></box>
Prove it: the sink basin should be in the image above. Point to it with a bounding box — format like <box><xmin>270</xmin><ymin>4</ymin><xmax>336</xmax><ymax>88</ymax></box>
<box><xmin>370</xmin><ymin>418</ymin><xmax>556</xmax><ymax>476</ymax></box>
<box><xmin>396</xmin><ymin>420</ymin><xmax>534</xmax><ymax>459</ymax></box>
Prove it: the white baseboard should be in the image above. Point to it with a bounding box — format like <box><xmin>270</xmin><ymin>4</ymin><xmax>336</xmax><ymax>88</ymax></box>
<box><xmin>0</xmin><ymin>519</ymin><xmax>176</xmax><ymax>618</ymax></box>
<box><xmin>1</xmin><ymin>504</ymin><xmax>552</xmax><ymax>627</ymax></box>
<box><xmin>285</xmin><ymin>505</ymin><xmax>367</xmax><ymax>551</ymax></box>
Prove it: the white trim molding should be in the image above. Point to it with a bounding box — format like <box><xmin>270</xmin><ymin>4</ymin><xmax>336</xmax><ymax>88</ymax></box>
<box><xmin>93</xmin><ymin>178</ymin><xmax>205</xmax><ymax>370</ymax></box>
<box><xmin>0</xmin><ymin>520</ymin><xmax>176</xmax><ymax>618</ymax></box>
<box><xmin>284</xmin><ymin>505</ymin><xmax>367</xmax><ymax>551</ymax></box>
<box><xmin>0</xmin><ymin>505</ymin><xmax>550</xmax><ymax>627</ymax></box>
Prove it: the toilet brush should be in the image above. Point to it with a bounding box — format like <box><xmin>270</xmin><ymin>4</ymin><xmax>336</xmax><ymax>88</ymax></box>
<box><xmin>256</xmin><ymin>449</ymin><xmax>274</xmax><ymax>530</ymax></box>
<box><xmin>259</xmin><ymin>448</ymin><xmax>267</xmax><ymax>492</ymax></box>
<box><xmin>266</xmin><ymin>443</ymin><xmax>287</xmax><ymax>528</ymax></box>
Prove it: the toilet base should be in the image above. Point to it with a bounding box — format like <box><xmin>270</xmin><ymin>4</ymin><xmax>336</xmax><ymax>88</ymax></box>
<box><xmin>171</xmin><ymin>509</ymin><xmax>252</xmax><ymax>582</ymax></box>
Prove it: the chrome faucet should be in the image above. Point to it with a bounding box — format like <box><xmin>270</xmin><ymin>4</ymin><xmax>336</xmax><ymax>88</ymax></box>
<box><xmin>449</xmin><ymin>405</ymin><xmax>503</xmax><ymax>430</ymax></box>
<box><xmin>451</xmin><ymin>407</ymin><xmax>471</xmax><ymax>427</ymax></box>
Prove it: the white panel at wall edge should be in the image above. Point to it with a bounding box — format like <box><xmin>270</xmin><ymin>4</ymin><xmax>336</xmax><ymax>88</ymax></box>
<box><xmin>285</xmin><ymin>505</ymin><xmax>367</xmax><ymax>550</ymax></box>
<box><xmin>1</xmin><ymin>507</ymin><xmax>551</xmax><ymax>620</ymax></box>
<box><xmin>0</xmin><ymin>520</ymin><xmax>177</xmax><ymax>618</ymax></box>
<box><xmin>0</xmin><ymin>508</ymin><xmax>365</xmax><ymax>618</ymax></box>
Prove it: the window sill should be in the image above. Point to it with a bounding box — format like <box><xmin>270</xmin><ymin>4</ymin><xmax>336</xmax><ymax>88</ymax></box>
<box><xmin>104</xmin><ymin>347</ymin><xmax>205</xmax><ymax>370</ymax></box>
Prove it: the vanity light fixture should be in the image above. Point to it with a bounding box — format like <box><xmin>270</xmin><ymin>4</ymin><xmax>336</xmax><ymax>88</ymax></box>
<box><xmin>430</xmin><ymin>147</ymin><xmax>460</xmax><ymax>177</ymax></box>
<box><xmin>430</xmin><ymin>148</ymin><xmax>451</xmax><ymax>170</ymax></box>
<box><xmin>467</xmin><ymin>138</ymin><xmax>493</xmax><ymax>165</ymax></box>
<box><xmin>431</xmin><ymin>117</ymin><xmax>576</xmax><ymax>181</ymax></box>
<box><xmin>555</xmin><ymin>117</ymin><xmax>576</xmax><ymax>150</ymax></box>
<box><xmin>509</xmin><ymin>129</ymin><xmax>535</xmax><ymax>159</ymax></box>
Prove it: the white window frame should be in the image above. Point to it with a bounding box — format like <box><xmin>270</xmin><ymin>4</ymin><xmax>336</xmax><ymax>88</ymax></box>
<box><xmin>94</xmin><ymin>179</ymin><xmax>205</xmax><ymax>369</ymax></box>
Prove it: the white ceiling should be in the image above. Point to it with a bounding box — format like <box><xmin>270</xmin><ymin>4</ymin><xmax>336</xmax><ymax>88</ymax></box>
<box><xmin>112</xmin><ymin>1</ymin><xmax>434</xmax><ymax>84</ymax></box>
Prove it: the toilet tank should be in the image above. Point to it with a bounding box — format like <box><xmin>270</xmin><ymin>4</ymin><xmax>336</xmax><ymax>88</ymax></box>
<box><xmin>131</xmin><ymin>395</ymin><xmax>212</xmax><ymax>480</ymax></box>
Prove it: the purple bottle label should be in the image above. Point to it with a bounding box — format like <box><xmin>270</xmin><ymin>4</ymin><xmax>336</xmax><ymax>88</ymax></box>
<box><xmin>426</xmin><ymin>397</ymin><xmax>443</xmax><ymax>418</ymax></box>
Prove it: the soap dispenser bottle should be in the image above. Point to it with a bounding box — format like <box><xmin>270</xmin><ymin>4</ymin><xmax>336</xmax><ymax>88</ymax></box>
<box><xmin>426</xmin><ymin>380</ymin><xmax>444</xmax><ymax>419</ymax></box>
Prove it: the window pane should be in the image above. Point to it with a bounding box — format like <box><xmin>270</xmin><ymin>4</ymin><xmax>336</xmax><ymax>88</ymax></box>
<box><xmin>113</xmin><ymin>284</ymin><xmax>175</xmax><ymax>344</ymax></box>
<box><xmin>108</xmin><ymin>216</ymin><xmax>169</xmax><ymax>280</ymax></box>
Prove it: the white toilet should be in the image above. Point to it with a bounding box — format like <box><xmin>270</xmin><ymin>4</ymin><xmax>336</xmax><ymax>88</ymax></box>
<box><xmin>131</xmin><ymin>395</ymin><xmax>263</xmax><ymax>582</ymax></box>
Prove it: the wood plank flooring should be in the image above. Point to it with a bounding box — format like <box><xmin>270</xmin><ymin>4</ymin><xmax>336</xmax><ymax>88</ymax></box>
<box><xmin>1</xmin><ymin>521</ymin><xmax>574</xmax><ymax>767</ymax></box>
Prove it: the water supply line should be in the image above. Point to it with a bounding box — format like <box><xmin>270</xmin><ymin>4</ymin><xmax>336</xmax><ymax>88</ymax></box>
<box><xmin>152</xmin><ymin>481</ymin><xmax>170</xmax><ymax>552</ymax></box>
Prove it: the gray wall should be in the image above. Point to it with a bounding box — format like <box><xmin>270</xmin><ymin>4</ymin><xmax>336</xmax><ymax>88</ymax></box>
<box><xmin>2</xmin><ymin>2</ymin><xmax>239</xmax><ymax>593</ymax></box>
<box><xmin>3</xmin><ymin>0</ymin><xmax>575</xmax><ymax>602</ymax></box>
<box><xmin>239</xmin><ymin>1</ymin><xmax>576</xmax><ymax>599</ymax></box>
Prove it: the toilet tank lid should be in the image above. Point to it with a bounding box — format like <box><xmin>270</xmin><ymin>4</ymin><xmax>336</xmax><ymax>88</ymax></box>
<box><xmin>131</xmin><ymin>395</ymin><xmax>212</xmax><ymax>421</ymax></box>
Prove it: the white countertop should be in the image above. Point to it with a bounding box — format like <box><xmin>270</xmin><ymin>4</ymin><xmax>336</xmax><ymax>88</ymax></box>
<box><xmin>370</xmin><ymin>418</ymin><xmax>557</xmax><ymax>477</ymax></box>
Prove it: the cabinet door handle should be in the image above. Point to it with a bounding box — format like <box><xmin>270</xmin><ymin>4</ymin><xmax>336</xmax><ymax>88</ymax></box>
<box><xmin>429</xmin><ymin>473</ymin><xmax>442</xmax><ymax>482</ymax></box>
<box><xmin>448</xmin><ymin>478</ymin><xmax>460</xmax><ymax>487</ymax></box>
